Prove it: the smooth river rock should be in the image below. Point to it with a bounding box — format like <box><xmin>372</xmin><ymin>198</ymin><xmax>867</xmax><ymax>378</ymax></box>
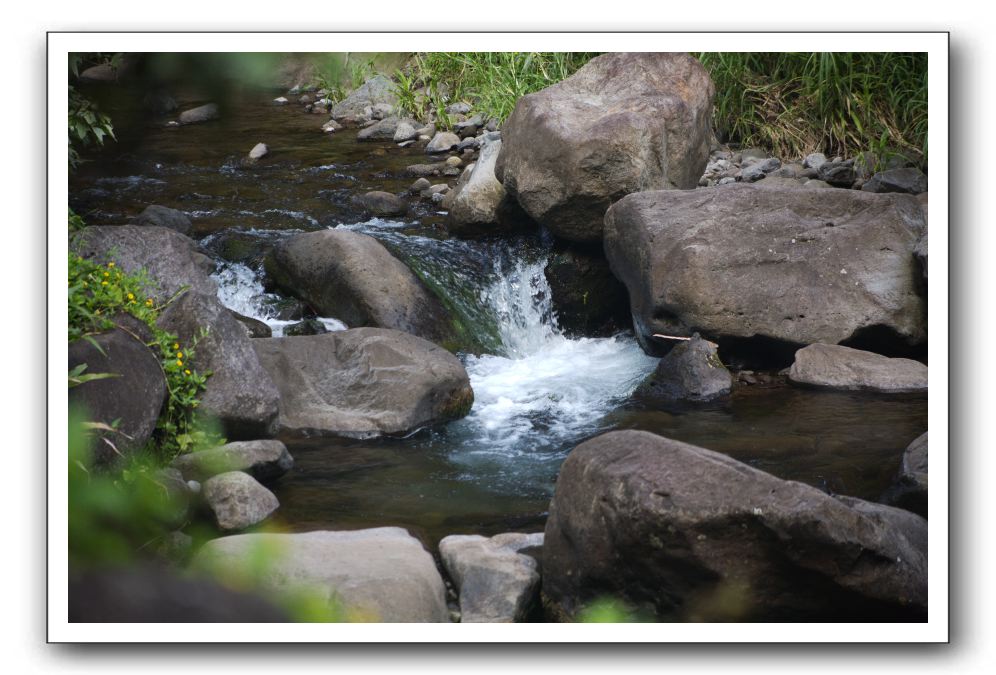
<box><xmin>178</xmin><ymin>103</ymin><xmax>219</xmax><ymax>125</ymax></box>
<box><xmin>131</xmin><ymin>205</ymin><xmax>192</xmax><ymax>235</ymax></box>
<box><xmin>604</xmin><ymin>184</ymin><xmax>927</xmax><ymax>358</ymax></box>
<box><xmin>543</xmin><ymin>430</ymin><xmax>928</xmax><ymax>621</ymax></box>
<box><xmin>171</xmin><ymin>440</ymin><xmax>293</xmax><ymax>484</ymax></box>
<box><xmin>202</xmin><ymin>471</ymin><xmax>279</xmax><ymax>532</ymax></box>
<box><xmin>495</xmin><ymin>52</ymin><xmax>715</xmax><ymax>243</ymax></box>
<box><xmin>788</xmin><ymin>343</ymin><xmax>928</xmax><ymax>393</ymax></box>
<box><xmin>252</xmin><ymin>329</ymin><xmax>474</xmax><ymax>438</ymax></box>
<box><xmin>191</xmin><ymin>528</ymin><xmax>450</xmax><ymax>622</ymax></box>
<box><xmin>446</xmin><ymin>133</ymin><xmax>530</xmax><ymax>236</ymax></box>
<box><xmin>635</xmin><ymin>334</ymin><xmax>731</xmax><ymax>403</ymax></box>
<box><xmin>882</xmin><ymin>432</ymin><xmax>929</xmax><ymax>518</ymax></box>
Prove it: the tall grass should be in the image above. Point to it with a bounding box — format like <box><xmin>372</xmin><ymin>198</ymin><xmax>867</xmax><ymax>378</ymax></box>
<box><xmin>697</xmin><ymin>52</ymin><xmax>928</xmax><ymax>166</ymax></box>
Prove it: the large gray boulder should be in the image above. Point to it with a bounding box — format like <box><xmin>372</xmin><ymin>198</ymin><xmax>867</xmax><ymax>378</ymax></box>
<box><xmin>265</xmin><ymin>229</ymin><xmax>456</xmax><ymax>347</ymax></box>
<box><xmin>788</xmin><ymin>343</ymin><xmax>927</xmax><ymax>393</ymax></box>
<box><xmin>252</xmin><ymin>329</ymin><xmax>473</xmax><ymax>438</ymax></box>
<box><xmin>171</xmin><ymin>440</ymin><xmax>293</xmax><ymax>484</ymax></box>
<box><xmin>604</xmin><ymin>184</ymin><xmax>927</xmax><ymax>357</ymax></box>
<box><xmin>68</xmin><ymin>327</ymin><xmax>167</xmax><ymax>466</ymax></box>
<box><xmin>157</xmin><ymin>292</ymin><xmax>280</xmax><ymax>438</ymax></box>
<box><xmin>330</xmin><ymin>75</ymin><xmax>398</xmax><ymax>125</ymax></box>
<box><xmin>132</xmin><ymin>205</ymin><xmax>192</xmax><ymax>235</ymax></box>
<box><xmin>202</xmin><ymin>471</ymin><xmax>279</xmax><ymax>532</ymax></box>
<box><xmin>71</xmin><ymin>225</ymin><xmax>216</xmax><ymax>302</ymax></box>
<box><xmin>882</xmin><ymin>432</ymin><xmax>928</xmax><ymax>518</ymax></box>
<box><xmin>191</xmin><ymin>528</ymin><xmax>450</xmax><ymax>622</ymax></box>
<box><xmin>635</xmin><ymin>334</ymin><xmax>731</xmax><ymax>403</ymax></box>
<box><xmin>543</xmin><ymin>430</ymin><xmax>928</xmax><ymax>621</ymax></box>
<box><xmin>446</xmin><ymin>133</ymin><xmax>530</xmax><ymax>236</ymax></box>
<box><xmin>495</xmin><ymin>52</ymin><xmax>715</xmax><ymax>243</ymax></box>
<box><xmin>440</xmin><ymin>532</ymin><xmax>543</xmax><ymax>623</ymax></box>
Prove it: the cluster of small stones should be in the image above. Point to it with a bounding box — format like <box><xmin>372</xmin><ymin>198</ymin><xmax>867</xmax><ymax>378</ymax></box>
<box><xmin>698</xmin><ymin>147</ymin><xmax>927</xmax><ymax>195</ymax></box>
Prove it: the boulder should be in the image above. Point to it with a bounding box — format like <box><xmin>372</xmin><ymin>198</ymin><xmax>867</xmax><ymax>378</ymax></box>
<box><xmin>446</xmin><ymin>134</ymin><xmax>530</xmax><ymax>236</ymax></box>
<box><xmin>178</xmin><ymin>103</ymin><xmax>219</xmax><ymax>125</ymax></box>
<box><xmin>330</xmin><ymin>75</ymin><xmax>398</xmax><ymax>124</ymax></box>
<box><xmin>495</xmin><ymin>52</ymin><xmax>715</xmax><ymax>243</ymax></box>
<box><xmin>131</xmin><ymin>205</ymin><xmax>192</xmax><ymax>235</ymax></box>
<box><xmin>171</xmin><ymin>440</ymin><xmax>293</xmax><ymax>483</ymax></box>
<box><xmin>156</xmin><ymin>292</ymin><xmax>280</xmax><ymax>438</ymax></box>
<box><xmin>71</xmin><ymin>226</ymin><xmax>216</xmax><ymax>302</ymax></box>
<box><xmin>68</xmin><ymin>328</ymin><xmax>167</xmax><ymax>465</ymax></box>
<box><xmin>357</xmin><ymin>116</ymin><xmax>400</xmax><ymax>142</ymax></box>
<box><xmin>349</xmin><ymin>190</ymin><xmax>407</xmax><ymax>217</ymax></box>
<box><xmin>882</xmin><ymin>432</ymin><xmax>928</xmax><ymax>518</ymax></box>
<box><xmin>394</xmin><ymin>120</ymin><xmax>419</xmax><ymax>143</ymax></box>
<box><xmin>440</xmin><ymin>532</ymin><xmax>543</xmax><ymax>623</ymax></box>
<box><xmin>283</xmin><ymin>318</ymin><xmax>329</xmax><ymax>336</ymax></box>
<box><xmin>635</xmin><ymin>334</ymin><xmax>731</xmax><ymax>403</ymax></box>
<box><xmin>603</xmin><ymin>185</ymin><xmax>927</xmax><ymax>358</ymax></box>
<box><xmin>252</xmin><ymin>329</ymin><xmax>473</xmax><ymax>438</ymax></box>
<box><xmin>191</xmin><ymin>528</ymin><xmax>450</xmax><ymax>622</ymax></box>
<box><xmin>543</xmin><ymin>430</ymin><xmax>928</xmax><ymax>621</ymax></box>
<box><xmin>788</xmin><ymin>343</ymin><xmax>927</xmax><ymax>393</ymax></box>
<box><xmin>265</xmin><ymin>229</ymin><xmax>456</xmax><ymax>346</ymax></box>
<box><xmin>202</xmin><ymin>471</ymin><xmax>279</xmax><ymax>532</ymax></box>
<box><xmin>862</xmin><ymin>168</ymin><xmax>928</xmax><ymax>195</ymax></box>
<box><xmin>543</xmin><ymin>247</ymin><xmax>630</xmax><ymax>336</ymax></box>
<box><xmin>426</xmin><ymin>131</ymin><xmax>460</xmax><ymax>154</ymax></box>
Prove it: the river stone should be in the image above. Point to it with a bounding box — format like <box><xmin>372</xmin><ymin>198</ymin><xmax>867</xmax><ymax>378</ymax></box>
<box><xmin>192</xmin><ymin>528</ymin><xmax>449</xmax><ymax>621</ymax></box>
<box><xmin>788</xmin><ymin>343</ymin><xmax>927</xmax><ymax>393</ymax></box>
<box><xmin>635</xmin><ymin>334</ymin><xmax>731</xmax><ymax>403</ymax></box>
<box><xmin>394</xmin><ymin>120</ymin><xmax>419</xmax><ymax>143</ymax></box>
<box><xmin>68</xmin><ymin>328</ymin><xmax>167</xmax><ymax>466</ymax></box>
<box><xmin>331</xmin><ymin>75</ymin><xmax>397</xmax><ymax>124</ymax></box>
<box><xmin>350</xmin><ymin>190</ymin><xmax>407</xmax><ymax>217</ymax></box>
<box><xmin>741</xmin><ymin>157</ymin><xmax>782</xmax><ymax>182</ymax></box>
<box><xmin>603</xmin><ymin>185</ymin><xmax>927</xmax><ymax>358</ymax></box>
<box><xmin>543</xmin><ymin>430</ymin><xmax>927</xmax><ymax>621</ymax></box>
<box><xmin>882</xmin><ymin>432</ymin><xmax>928</xmax><ymax>518</ymax></box>
<box><xmin>410</xmin><ymin>177</ymin><xmax>432</xmax><ymax>193</ymax></box>
<box><xmin>157</xmin><ymin>291</ymin><xmax>280</xmax><ymax>438</ymax></box>
<box><xmin>817</xmin><ymin>159</ymin><xmax>856</xmax><ymax>187</ymax></box>
<box><xmin>229</xmin><ymin>309</ymin><xmax>272</xmax><ymax>338</ymax></box>
<box><xmin>202</xmin><ymin>471</ymin><xmax>279</xmax><ymax>532</ymax></box>
<box><xmin>79</xmin><ymin>62</ymin><xmax>120</xmax><ymax>83</ymax></box>
<box><xmin>495</xmin><ymin>52</ymin><xmax>715</xmax><ymax>243</ymax></box>
<box><xmin>178</xmin><ymin>103</ymin><xmax>219</xmax><ymax>125</ymax></box>
<box><xmin>426</xmin><ymin>131</ymin><xmax>460</xmax><ymax>154</ymax></box>
<box><xmin>447</xmin><ymin>102</ymin><xmax>473</xmax><ymax>115</ymax></box>
<box><xmin>72</xmin><ymin>225</ymin><xmax>217</xmax><ymax>302</ymax></box>
<box><xmin>862</xmin><ymin>167</ymin><xmax>928</xmax><ymax>195</ymax></box>
<box><xmin>543</xmin><ymin>247</ymin><xmax>630</xmax><ymax>337</ymax></box>
<box><xmin>322</xmin><ymin>118</ymin><xmax>342</xmax><ymax>133</ymax></box>
<box><xmin>266</xmin><ymin>229</ymin><xmax>455</xmax><ymax>346</ymax></box>
<box><xmin>804</xmin><ymin>152</ymin><xmax>828</xmax><ymax>170</ymax></box>
<box><xmin>446</xmin><ymin>135</ymin><xmax>530</xmax><ymax>236</ymax></box>
<box><xmin>357</xmin><ymin>116</ymin><xmax>400</xmax><ymax>141</ymax></box>
<box><xmin>283</xmin><ymin>318</ymin><xmax>329</xmax><ymax>337</ymax></box>
<box><xmin>131</xmin><ymin>205</ymin><xmax>192</xmax><ymax>235</ymax></box>
<box><xmin>171</xmin><ymin>440</ymin><xmax>293</xmax><ymax>483</ymax></box>
<box><xmin>248</xmin><ymin>142</ymin><xmax>268</xmax><ymax>161</ymax></box>
<box><xmin>406</xmin><ymin>162</ymin><xmax>447</xmax><ymax>177</ymax></box>
<box><xmin>440</xmin><ymin>532</ymin><xmax>543</xmax><ymax>623</ymax></box>
<box><xmin>252</xmin><ymin>329</ymin><xmax>473</xmax><ymax>437</ymax></box>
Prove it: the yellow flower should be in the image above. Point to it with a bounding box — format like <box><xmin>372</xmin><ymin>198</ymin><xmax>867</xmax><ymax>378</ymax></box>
<box><xmin>176</xmin><ymin>359</ymin><xmax>183</xmax><ymax>367</ymax></box>
<box><xmin>107</xmin><ymin>262</ymin><xmax>115</xmax><ymax>268</ymax></box>
<box><xmin>176</xmin><ymin>351</ymin><xmax>183</xmax><ymax>359</ymax></box>
<box><xmin>101</xmin><ymin>280</ymin><xmax>108</xmax><ymax>286</ymax></box>
<box><xmin>145</xmin><ymin>299</ymin><xmax>153</xmax><ymax>306</ymax></box>
<box><xmin>173</xmin><ymin>343</ymin><xmax>179</xmax><ymax>349</ymax></box>
<box><xmin>103</xmin><ymin>271</ymin><xmax>109</xmax><ymax>277</ymax></box>
<box><xmin>127</xmin><ymin>293</ymin><xmax>134</xmax><ymax>300</ymax></box>
<box><xmin>184</xmin><ymin>369</ymin><xmax>191</xmax><ymax>375</ymax></box>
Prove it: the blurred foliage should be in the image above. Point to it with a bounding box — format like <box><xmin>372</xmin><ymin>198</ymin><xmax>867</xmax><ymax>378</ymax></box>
<box><xmin>577</xmin><ymin>597</ymin><xmax>650</xmax><ymax>623</ymax></box>
<box><xmin>68</xmin><ymin>53</ymin><xmax>117</xmax><ymax>170</ymax></box>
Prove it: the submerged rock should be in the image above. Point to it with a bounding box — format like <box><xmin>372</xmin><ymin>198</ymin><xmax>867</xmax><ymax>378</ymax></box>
<box><xmin>171</xmin><ymin>440</ymin><xmax>293</xmax><ymax>484</ymax></box>
<box><xmin>495</xmin><ymin>52</ymin><xmax>715</xmax><ymax>243</ymax></box>
<box><xmin>603</xmin><ymin>185</ymin><xmax>927</xmax><ymax>359</ymax></box>
<box><xmin>252</xmin><ymin>329</ymin><xmax>473</xmax><ymax>437</ymax></box>
<box><xmin>350</xmin><ymin>190</ymin><xmax>407</xmax><ymax>217</ymax></box>
<box><xmin>635</xmin><ymin>334</ymin><xmax>731</xmax><ymax>403</ymax></box>
<box><xmin>202</xmin><ymin>471</ymin><xmax>279</xmax><ymax>532</ymax></box>
<box><xmin>543</xmin><ymin>430</ymin><xmax>927</xmax><ymax>621</ymax></box>
<box><xmin>191</xmin><ymin>528</ymin><xmax>450</xmax><ymax>622</ymax></box>
<box><xmin>132</xmin><ymin>205</ymin><xmax>192</xmax><ymax>235</ymax></box>
<box><xmin>882</xmin><ymin>432</ymin><xmax>929</xmax><ymax>518</ymax></box>
<box><xmin>788</xmin><ymin>343</ymin><xmax>927</xmax><ymax>393</ymax></box>
<box><xmin>440</xmin><ymin>532</ymin><xmax>543</xmax><ymax>622</ymax></box>
<box><xmin>178</xmin><ymin>103</ymin><xmax>219</xmax><ymax>125</ymax></box>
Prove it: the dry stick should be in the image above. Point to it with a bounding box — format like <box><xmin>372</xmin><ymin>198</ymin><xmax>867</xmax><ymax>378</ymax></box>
<box><xmin>652</xmin><ymin>334</ymin><xmax>719</xmax><ymax>348</ymax></box>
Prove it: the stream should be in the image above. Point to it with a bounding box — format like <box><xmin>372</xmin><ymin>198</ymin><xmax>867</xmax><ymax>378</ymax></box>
<box><xmin>70</xmin><ymin>85</ymin><xmax>928</xmax><ymax>546</ymax></box>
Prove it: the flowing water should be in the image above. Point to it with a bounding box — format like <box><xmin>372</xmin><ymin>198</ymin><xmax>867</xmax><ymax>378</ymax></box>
<box><xmin>71</xmin><ymin>85</ymin><xmax>928</xmax><ymax>546</ymax></box>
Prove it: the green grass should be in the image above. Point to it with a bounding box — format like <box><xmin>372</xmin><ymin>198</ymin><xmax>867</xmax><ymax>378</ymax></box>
<box><xmin>697</xmin><ymin>52</ymin><xmax>928</xmax><ymax>166</ymax></box>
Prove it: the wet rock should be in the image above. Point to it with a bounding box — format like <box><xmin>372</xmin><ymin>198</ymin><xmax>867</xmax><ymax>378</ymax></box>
<box><xmin>229</xmin><ymin>310</ymin><xmax>271</xmax><ymax>338</ymax></box>
<box><xmin>131</xmin><ymin>205</ymin><xmax>193</xmax><ymax>235</ymax></box>
<box><xmin>788</xmin><ymin>343</ymin><xmax>927</xmax><ymax>393</ymax></box>
<box><xmin>394</xmin><ymin>120</ymin><xmax>419</xmax><ymax>143</ymax></box>
<box><xmin>862</xmin><ymin>168</ymin><xmax>928</xmax><ymax>195</ymax></box>
<box><xmin>248</xmin><ymin>142</ymin><xmax>268</xmax><ymax>161</ymax></box>
<box><xmin>68</xmin><ymin>328</ymin><xmax>167</xmax><ymax>466</ymax></box>
<box><xmin>299</xmin><ymin>94</ymin><xmax>313</xmax><ymax>105</ymax></box>
<box><xmin>283</xmin><ymin>318</ymin><xmax>329</xmax><ymax>336</ymax></box>
<box><xmin>457</xmin><ymin>137</ymin><xmax>480</xmax><ymax>152</ymax></box>
<box><xmin>406</xmin><ymin>162</ymin><xmax>447</xmax><ymax>177</ymax></box>
<box><xmin>603</xmin><ymin>185</ymin><xmax>927</xmax><ymax>359</ymax></box>
<box><xmin>357</xmin><ymin>116</ymin><xmax>400</xmax><ymax>142</ymax></box>
<box><xmin>496</xmin><ymin>52</ymin><xmax>715</xmax><ymax>243</ymax></box>
<box><xmin>445</xmin><ymin>156</ymin><xmax>462</xmax><ymax>167</ymax></box>
<box><xmin>79</xmin><ymin>62</ymin><xmax>121</xmax><ymax>83</ymax></box>
<box><xmin>409</xmin><ymin>177</ymin><xmax>431</xmax><ymax>194</ymax></box>
<box><xmin>143</xmin><ymin>90</ymin><xmax>177</xmax><ymax>115</ymax></box>
<box><xmin>321</xmin><ymin>119</ymin><xmax>342</xmax><ymax>133</ymax></box>
<box><xmin>331</xmin><ymin>75</ymin><xmax>398</xmax><ymax>124</ymax></box>
<box><xmin>172</xmin><ymin>440</ymin><xmax>294</xmax><ymax>484</ymax></box>
<box><xmin>882</xmin><ymin>432</ymin><xmax>928</xmax><ymax>518</ymax></box>
<box><xmin>350</xmin><ymin>190</ymin><xmax>407</xmax><ymax>217</ymax></box>
<box><xmin>543</xmin><ymin>430</ymin><xmax>928</xmax><ymax>621</ymax></box>
<box><xmin>265</xmin><ymin>229</ymin><xmax>456</xmax><ymax>346</ymax></box>
<box><xmin>253</xmin><ymin>329</ymin><xmax>473</xmax><ymax>437</ymax></box>
<box><xmin>202</xmin><ymin>471</ymin><xmax>279</xmax><ymax>532</ymax></box>
<box><xmin>635</xmin><ymin>334</ymin><xmax>732</xmax><ymax>402</ymax></box>
<box><xmin>191</xmin><ymin>528</ymin><xmax>449</xmax><ymax>622</ymax></box>
<box><xmin>72</xmin><ymin>226</ymin><xmax>217</xmax><ymax>303</ymax></box>
<box><xmin>426</xmin><ymin>131</ymin><xmax>461</xmax><ymax>154</ymax></box>
<box><xmin>156</xmin><ymin>291</ymin><xmax>280</xmax><ymax>439</ymax></box>
<box><xmin>439</xmin><ymin>532</ymin><xmax>543</xmax><ymax>622</ymax></box>
<box><xmin>543</xmin><ymin>247</ymin><xmax>630</xmax><ymax>336</ymax></box>
<box><xmin>272</xmin><ymin>96</ymin><xmax>288</xmax><ymax>105</ymax></box>
<box><xmin>178</xmin><ymin>103</ymin><xmax>219</xmax><ymax>125</ymax></box>
<box><xmin>420</xmin><ymin>184</ymin><xmax>449</xmax><ymax>200</ymax></box>
<box><xmin>446</xmin><ymin>135</ymin><xmax>531</xmax><ymax>236</ymax></box>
